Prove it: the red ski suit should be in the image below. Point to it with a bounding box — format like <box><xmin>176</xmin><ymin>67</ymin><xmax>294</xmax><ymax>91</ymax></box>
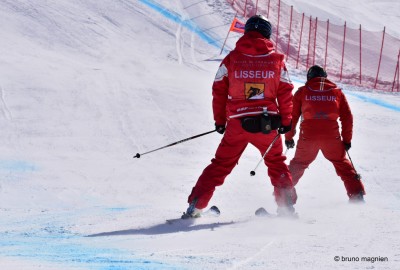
<box><xmin>285</xmin><ymin>78</ymin><xmax>365</xmax><ymax>197</ymax></box>
<box><xmin>188</xmin><ymin>31</ymin><xmax>296</xmax><ymax>209</ymax></box>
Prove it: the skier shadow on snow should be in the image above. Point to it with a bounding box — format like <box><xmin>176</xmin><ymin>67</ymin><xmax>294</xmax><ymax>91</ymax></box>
<box><xmin>87</xmin><ymin>219</ymin><xmax>234</xmax><ymax>237</ymax></box>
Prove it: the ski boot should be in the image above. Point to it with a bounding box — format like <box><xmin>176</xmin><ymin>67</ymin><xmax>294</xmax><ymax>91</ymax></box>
<box><xmin>274</xmin><ymin>187</ymin><xmax>298</xmax><ymax>218</ymax></box>
<box><xmin>181</xmin><ymin>198</ymin><xmax>202</xmax><ymax>219</ymax></box>
<box><xmin>349</xmin><ymin>191</ymin><xmax>365</xmax><ymax>203</ymax></box>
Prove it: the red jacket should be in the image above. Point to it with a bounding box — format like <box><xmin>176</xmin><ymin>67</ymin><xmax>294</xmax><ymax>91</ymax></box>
<box><xmin>285</xmin><ymin>77</ymin><xmax>353</xmax><ymax>143</ymax></box>
<box><xmin>212</xmin><ymin>32</ymin><xmax>294</xmax><ymax>126</ymax></box>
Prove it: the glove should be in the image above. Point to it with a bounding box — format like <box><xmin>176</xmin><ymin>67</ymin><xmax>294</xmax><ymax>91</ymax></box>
<box><xmin>278</xmin><ymin>124</ymin><xmax>291</xmax><ymax>134</ymax></box>
<box><xmin>344</xmin><ymin>142</ymin><xmax>351</xmax><ymax>151</ymax></box>
<box><xmin>285</xmin><ymin>139</ymin><xmax>295</xmax><ymax>149</ymax></box>
<box><xmin>215</xmin><ymin>123</ymin><xmax>226</xmax><ymax>134</ymax></box>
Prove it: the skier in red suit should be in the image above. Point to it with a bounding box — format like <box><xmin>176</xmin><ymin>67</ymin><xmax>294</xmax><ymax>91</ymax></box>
<box><xmin>285</xmin><ymin>65</ymin><xmax>366</xmax><ymax>202</ymax></box>
<box><xmin>183</xmin><ymin>15</ymin><xmax>297</xmax><ymax>218</ymax></box>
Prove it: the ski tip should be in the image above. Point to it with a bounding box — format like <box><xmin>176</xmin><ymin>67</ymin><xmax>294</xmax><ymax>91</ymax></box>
<box><xmin>209</xmin><ymin>205</ymin><xmax>220</xmax><ymax>215</ymax></box>
<box><xmin>255</xmin><ymin>207</ymin><xmax>270</xmax><ymax>217</ymax></box>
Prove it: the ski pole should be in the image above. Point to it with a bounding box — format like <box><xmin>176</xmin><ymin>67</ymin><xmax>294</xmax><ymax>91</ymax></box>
<box><xmin>250</xmin><ymin>133</ymin><xmax>280</xmax><ymax>176</ymax></box>
<box><xmin>133</xmin><ymin>130</ymin><xmax>217</xmax><ymax>158</ymax></box>
<box><xmin>346</xmin><ymin>149</ymin><xmax>361</xmax><ymax>180</ymax></box>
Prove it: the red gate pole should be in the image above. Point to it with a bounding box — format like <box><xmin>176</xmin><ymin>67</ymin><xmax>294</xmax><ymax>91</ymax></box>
<box><xmin>306</xmin><ymin>16</ymin><xmax>312</xmax><ymax>70</ymax></box>
<box><xmin>359</xmin><ymin>24</ymin><xmax>362</xmax><ymax>84</ymax></box>
<box><xmin>267</xmin><ymin>0</ymin><xmax>271</xmax><ymax>18</ymax></box>
<box><xmin>340</xmin><ymin>21</ymin><xmax>347</xmax><ymax>81</ymax></box>
<box><xmin>324</xmin><ymin>19</ymin><xmax>329</xmax><ymax>69</ymax></box>
<box><xmin>313</xmin><ymin>17</ymin><xmax>318</xmax><ymax>66</ymax></box>
<box><xmin>243</xmin><ymin>0</ymin><xmax>248</xmax><ymax>17</ymax></box>
<box><xmin>296</xmin><ymin>13</ymin><xmax>305</xmax><ymax>69</ymax></box>
<box><xmin>392</xmin><ymin>49</ymin><xmax>400</xmax><ymax>92</ymax></box>
<box><xmin>230</xmin><ymin>0</ymin><xmax>237</xmax><ymax>12</ymax></box>
<box><xmin>374</xmin><ymin>27</ymin><xmax>386</xmax><ymax>89</ymax></box>
<box><xmin>276</xmin><ymin>0</ymin><xmax>281</xmax><ymax>46</ymax></box>
<box><xmin>256</xmin><ymin>0</ymin><xmax>259</xmax><ymax>14</ymax></box>
<box><xmin>220</xmin><ymin>11</ymin><xmax>239</xmax><ymax>55</ymax></box>
<box><xmin>286</xmin><ymin>5</ymin><xmax>293</xmax><ymax>60</ymax></box>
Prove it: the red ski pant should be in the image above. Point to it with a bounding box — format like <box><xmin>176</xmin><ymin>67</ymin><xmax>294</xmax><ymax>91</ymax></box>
<box><xmin>289</xmin><ymin>133</ymin><xmax>365</xmax><ymax>197</ymax></box>
<box><xmin>188</xmin><ymin>119</ymin><xmax>295</xmax><ymax>209</ymax></box>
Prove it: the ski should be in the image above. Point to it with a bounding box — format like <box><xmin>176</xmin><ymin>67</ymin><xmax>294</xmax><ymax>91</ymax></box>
<box><xmin>166</xmin><ymin>205</ymin><xmax>220</xmax><ymax>225</ymax></box>
<box><xmin>255</xmin><ymin>207</ymin><xmax>300</xmax><ymax>219</ymax></box>
<box><xmin>206</xmin><ymin>205</ymin><xmax>221</xmax><ymax>216</ymax></box>
<box><xmin>256</xmin><ymin>207</ymin><xmax>319</xmax><ymax>224</ymax></box>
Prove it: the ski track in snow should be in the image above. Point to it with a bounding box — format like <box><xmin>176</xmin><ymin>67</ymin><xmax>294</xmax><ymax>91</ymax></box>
<box><xmin>175</xmin><ymin>21</ymin><xmax>183</xmax><ymax>64</ymax></box>
<box><xmin>228</xmin><ymin>239</ymin><xmax>276</xmax><ymax>269</ymax></box>
<box><xmin>138</xmin><ymin>0</ymin><xmax>219</xmax><ymax>47</ymax></box>
<box><xmin>190</xmin><ymin>28</ymin><xmax>197</xmax><ymax>66</ymax></box>
<box><xmin>0</xmin><ymin>86</ymin><xmax>12</xmax><ymax>120</ymax></box>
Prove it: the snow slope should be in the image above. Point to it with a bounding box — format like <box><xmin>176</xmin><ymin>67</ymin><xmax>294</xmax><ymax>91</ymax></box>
<box><xmin>0</xmin><ymin>0</ymin><xmax>399</xmax><ymax>269</ymax></box>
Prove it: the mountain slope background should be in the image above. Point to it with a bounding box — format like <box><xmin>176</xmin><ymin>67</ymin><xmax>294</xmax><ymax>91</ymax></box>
<box><xmin>0</xmin><ymin>0</ymin><xmax>399</xmax><ymax>269</ymax></box>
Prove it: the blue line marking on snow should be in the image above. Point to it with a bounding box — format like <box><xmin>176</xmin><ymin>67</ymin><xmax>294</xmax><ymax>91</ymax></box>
<box><xmin>138</xmin><ymin>0</ymin><xmax>219</xmax><ymax>48</ymax></box>
<box><xmin>0</xmin><ymin>160</ymin><xmax>36</xmax><ymax>172</ymax></box>
<box><xmin>0</xmin><ymin>208</ymin><xmax>185</xmax><ymax>270</ymax></box>
<box><xmin>344</xmin><ymin>91</ymin><xmax>400</xmax><ymax>112</ymax></box>
<box><xmin>291</xmin><ymin>77</ymin><xmax>400</xmax><ymax>112</ymax></box>
<box><xmin>0</xmin><ymin>231</ymin><xmax>182</xmax><ymax>270</ymax></box>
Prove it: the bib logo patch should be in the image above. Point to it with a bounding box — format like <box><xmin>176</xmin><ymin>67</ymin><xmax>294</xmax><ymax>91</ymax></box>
<box><xmin>245</xmin><ymin>83</ymin><xmax>265</xmax><ymax>100</ymax></box>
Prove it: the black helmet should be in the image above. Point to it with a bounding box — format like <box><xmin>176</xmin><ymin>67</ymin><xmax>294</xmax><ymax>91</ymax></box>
<box><xmin>245</xmin><ymin>15</ymin><xmax>272</xmax><ymax>39</ymax></box>
<box><xmin>307</xmin><ymin>65</ymin><xmax>327</xmax><ymax>81</ymax></box>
